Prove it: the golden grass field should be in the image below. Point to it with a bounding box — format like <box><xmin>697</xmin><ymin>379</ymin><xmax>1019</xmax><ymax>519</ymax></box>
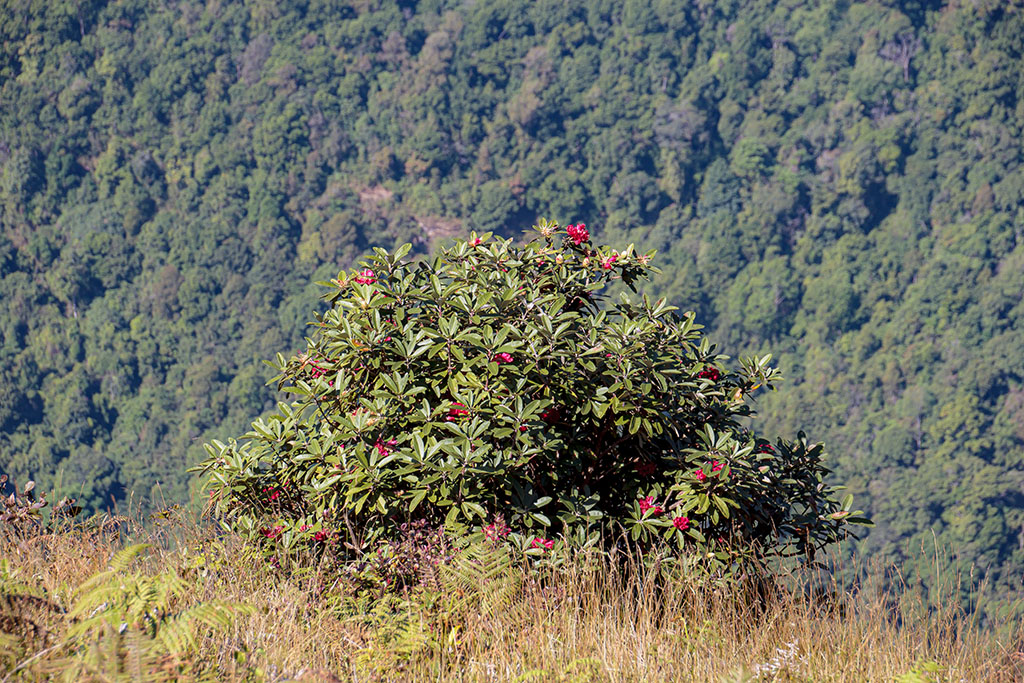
<box><xmin>1</xmin><ymin>507</ymin><xmax>1021</xmax><ymax>682</ymax></box>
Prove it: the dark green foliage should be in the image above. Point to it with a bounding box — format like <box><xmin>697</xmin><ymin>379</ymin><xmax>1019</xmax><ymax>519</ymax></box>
<box><xmin>0</xmin><ymin>0</ymin><xmax>1021</xmax><ymax>616</ymax></box>
<box><xmin>193</xmin><ymin>226</ymin><xmax>863</xmax><ymax>570</ymax></box>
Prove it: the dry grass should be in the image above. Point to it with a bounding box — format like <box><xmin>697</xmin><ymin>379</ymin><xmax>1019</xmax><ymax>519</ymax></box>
<box><xmin>1</xmin><ymin>510</ymin><xmax>1021</xmax><ymax>682</ymax></box>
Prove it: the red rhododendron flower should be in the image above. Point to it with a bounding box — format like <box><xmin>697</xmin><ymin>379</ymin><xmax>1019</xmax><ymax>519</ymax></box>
<box><xmin>540</xmin><ymin>406</ymin><xmax>561</xmax><ymax>424</ymax></box>
<box><xmin>447</xmin><ymin>402</ymin><xmax>469</xmax><ymax>421</ymax></box>
<box><xmin>494</xmin><ymin>352</ymin><xmax>513</xmax><ymax>364</ymax></box>
<box><xmin>470</xmin><ymin>236</ymin><xmax>483</xmax><ymax>246</ymax></box>
<box><xmin>260</xmin><ymin>525</ymin><xmax>283</xmax><ymax>539</ymax></box>
<box><xmin>313</xmin><ymin>530</ymin><xmax>330</xmax><ymax>542</ymax></box>
<box><xmin>567</xmin><ymin>223</ymin><xmax>589</xmax><ymax>245</ymax></box>
<box><xmin>354</xmin><ymin>269</ymin><xmax>376</xmax><ymax>285</ymax></box>
<box><xmin>635</xmin><ymin>461</ymin><xmax>657</xmax><ymax>477</ymax></box>
<box><xmin>374</xmin><ymin>438</ymin><xmax>397</xmax><ymax>457</ymax></box>
<box><xmin>697</xmin><ymin>366</ymin><xmax>720</xmax><ymax>381</ymax></box>
<box><xmin>601</xmin><ymin>254</ymin><xmax>618</xmax><ymax>269</ymax></box>
<box><xmin>673</xmin><ymin>516</ymin><xmax>690</xmax><ymax>531</ymax></box>
<box><xmin>531</xmin><ymin>537</ymin><xmax>555</xmax><ymax>550</ymax></box>
<box><xmin>711</xmin><ymin>460</ymin><xmax>724</xmax><ymax>472</ymax></box>
<box><xmin>695</xmin><ymin>469</ymin><xmax>707</xmax><ymax>483</ymax></box>
<box><xmin>639</xmin><ymin>496</ymin><xmax>663</xmax><ymax>515</ymax></box>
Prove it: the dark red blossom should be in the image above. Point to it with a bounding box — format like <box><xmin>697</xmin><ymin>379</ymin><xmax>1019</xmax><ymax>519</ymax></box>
<box><xmin>540</xmin><ymin>406</ymin><xmax>561</xmax><ymax>424</ymax></box>
<box><xmin>673</xmin><ymin>516</ymin><xmax>690</xmax><ymax>531</ymax></box>
<box><xmin>697</xmin><ymin>366</ymin><xmax>721</xmax><ymax>381</ymax></box>
<box><xmin>260</xmin><ymin>525</ymin><xmax>283</xmax><ymax>540</ymax></box>
<box><xmin>494</xmin><ymin>352</ymin><xmax>514</xmax><ymax>364</ymax></box>
<box><xmin>634</xmin><ymin>461</ymin><xmax>657</xmax><ymax>477</ymax></box>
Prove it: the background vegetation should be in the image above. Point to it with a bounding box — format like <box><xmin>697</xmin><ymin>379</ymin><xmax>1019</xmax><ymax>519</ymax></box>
<box><xmin>1</xmin><ymin>0</ymin><xmax>1022</xmax><ymax>616</ymax></box>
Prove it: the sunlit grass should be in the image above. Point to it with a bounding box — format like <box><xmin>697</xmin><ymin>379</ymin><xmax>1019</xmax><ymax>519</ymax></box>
<box><xmin>2</xmin><ymin>508</ymin><xmax>1020</xmax><ymax>682</ymax></box>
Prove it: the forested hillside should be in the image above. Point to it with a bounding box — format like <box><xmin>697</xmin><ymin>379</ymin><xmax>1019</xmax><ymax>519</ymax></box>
<box><xmin>1</xmin><ymin>0</ymin><xmax>1022</xmax><ymax>612</ymax></box>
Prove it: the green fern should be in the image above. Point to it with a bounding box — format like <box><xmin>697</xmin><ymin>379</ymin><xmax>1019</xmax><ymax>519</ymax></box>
<box><xmin>350</xmin><ymin>594</ymin><xmax>438</xmax><ymax>677</ymax></box>
<box><xmin>440</xmin><ymin>539</ymin><xmax>522</xmax><ymax>623</ymax></box>
<box><xmin>58</xmin><ymin>543</ymin><xmax>249</xmax><ymax>680</ymax></box>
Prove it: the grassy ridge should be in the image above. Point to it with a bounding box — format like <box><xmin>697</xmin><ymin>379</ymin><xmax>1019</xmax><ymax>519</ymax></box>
<box><xmin>2</xmin><ymin>509</ymin><xmax>1020</xmax><ymax>682</ymax></box>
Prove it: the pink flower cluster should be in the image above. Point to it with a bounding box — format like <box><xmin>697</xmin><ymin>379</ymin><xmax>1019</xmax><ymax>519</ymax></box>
<box><xmin>601</xmin><ymin>254</ymin><xmax>618</xmax><ymax>269</ymax></box>
<box><xmin>567</xmin><ymin>223</ymin><xmax>589</xmax><ymax>245</ymax></box>
<box><xmin>484</xmin><ymin>518</ymin><xmax>510</xmax><ymax>541</ymax></box>
<box><xmin>531</xmin><ymin>537</ymin><xmax>555</xmax><ymax>551</ymax></box>
<box><xmin>638</xmin><ymin>496</ymin><xmax>691</xmax><ymax>534</ymax></box>
<box><xmin>262</xmin><ymin>486</ymin><xmax>281</xmax><ymax>502</ymax></box>
<box><xmin>494</xmin><ymin>352</ymin><xmax>513</xmax><ymax>364</ymax></box>
<box><xmin>354</xmin><ymin>269</ymin><xmax>376</xmax><ymax>285</ymax></box>
<box><xmin>309</xmin><ymin>361</ymin><xmax>328</xmax><ymax>379</ymax></box>
<box><xmin>374</xmin><ymin>438</ymin><xmax>397</xmax><ymax>457</ymax></box>
<box><xmin>260</xmin><ymin>525</ymin><xmax>283</xmax><ymax>539</ymax></box>
<box><xmin>694</xmin><ymin>460</ymin><xmax>725</xmax><ymax>482</ymax></box>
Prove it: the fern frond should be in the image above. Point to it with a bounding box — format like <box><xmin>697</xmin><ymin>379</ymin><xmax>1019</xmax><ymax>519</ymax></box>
<box><xmin>181</xmin><ymin>601</ymin><xmax>246</xmax><ymax>632</ymax></box>
<box><xmin>0</xmin><ymin>630</ymin><xmax>23</xmax><ymax>667</ymax></box>
<box><xmin>154</xmin><ymin>617</ymin><xmax>195</xmax><ymax>657</ymax></box>
<box><xmin>110</xmin><ymin>543</ymin><xmax>154</xmax><ymax>572</ymax></box>
<box><xmin>440</xmin><ymin>540</ymin><xmax>522</xmax><ymax>621</ymax></box>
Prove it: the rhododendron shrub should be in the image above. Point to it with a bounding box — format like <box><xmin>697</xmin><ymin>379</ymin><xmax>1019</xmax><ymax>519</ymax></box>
<box><xmin>193</xmin><ymin>219</ymin><xmax>866</xmax><ymax>569</ymax></box>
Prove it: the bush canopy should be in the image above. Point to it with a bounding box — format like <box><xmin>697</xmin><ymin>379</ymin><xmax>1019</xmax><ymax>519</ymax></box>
<box><xmin>193</xmin><ymin>220</ymin><xmax>866</xmax><ymax>569</ymax></box>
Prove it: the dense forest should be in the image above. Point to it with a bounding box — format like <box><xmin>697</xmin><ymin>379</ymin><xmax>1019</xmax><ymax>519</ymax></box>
<box><xmin>1</xmin><ymin>0</ymin><xmax>1022</xmax><ymax>614</ymax></box>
